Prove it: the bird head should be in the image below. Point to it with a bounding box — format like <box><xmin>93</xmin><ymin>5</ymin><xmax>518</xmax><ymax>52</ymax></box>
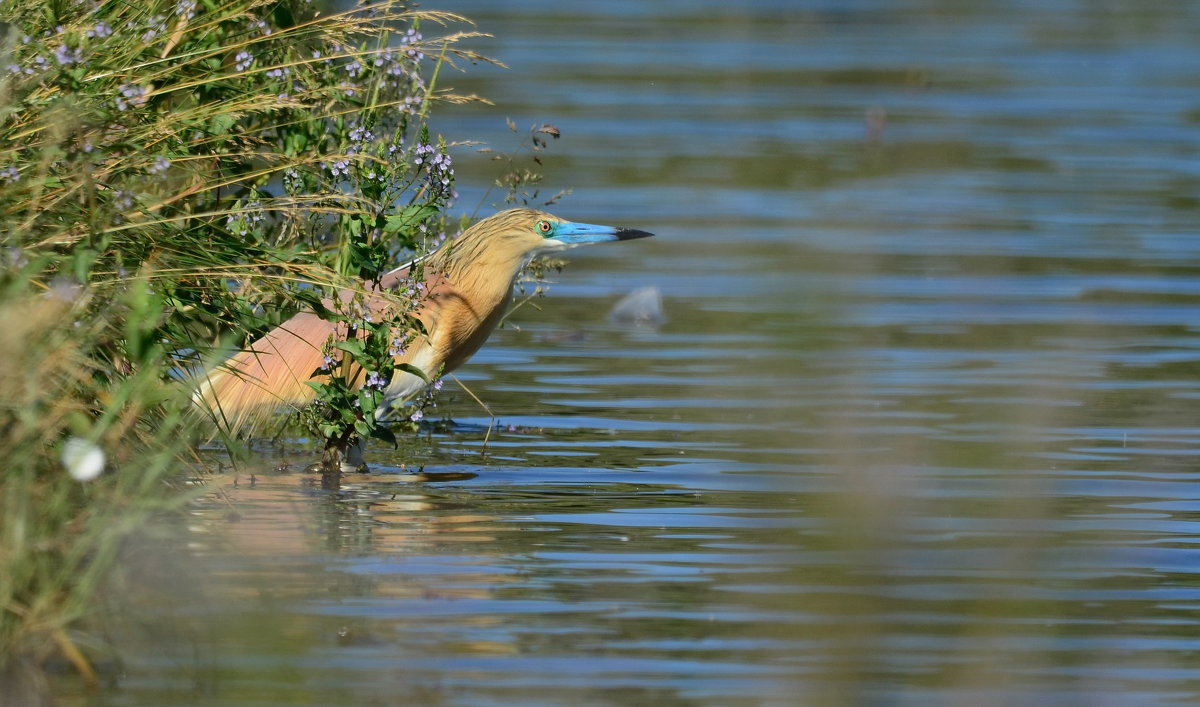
<box><xmin>523</xmin><ymin>209</ymin><xmax>654</xmax><ymax>252</ymax></box>
<box><xmin>436</xmin><ymin>208</ymin><xmax>654</xmax><ymax>275</ymax></box>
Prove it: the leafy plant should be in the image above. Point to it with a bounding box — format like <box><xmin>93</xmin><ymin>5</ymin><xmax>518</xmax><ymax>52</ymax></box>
<box><xmin>0</xmin><ymin>0</ymin><xmax>490</xmax><ymax>686</ymax></box>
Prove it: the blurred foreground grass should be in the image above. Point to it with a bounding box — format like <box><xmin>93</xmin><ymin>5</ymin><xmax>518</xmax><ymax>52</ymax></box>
<box><xmin>0</xmin><ymin>0</ymin><xmax>482</xmax><ymax>695</ymax></box>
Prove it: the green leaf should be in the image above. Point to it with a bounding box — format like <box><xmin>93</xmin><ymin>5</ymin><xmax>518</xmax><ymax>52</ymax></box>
<box><xmin>332</xmin><ymin>339</ymin><xmax>365</xmax><ymax>357</ymax></box>
<box><xmin>395</xmin><ymin>363</ymin><xmax>429</xmax><ymax>382</ymax></box>
<box><xmin>272</xmin><ymin>3</ymin><xmax>296</xmax><ymax>28</ymax></box>
<box><xmin>285</xmin><ymin>131</ymin><xmax>308</xmax><ymax>155</ymax></box>
<box><xmin>209</xmin><ymin>113</ymin><xmax>236</xmax><ymax>135</ymax></box>
<box><xmin>383</xmin><ymin>205</ymin><xmax>436</xmax><ymax>236</ymax></box>
<box><xmin>292</xmin><ymin>289</ymin><xmax>338</xmax><ymax>320</ymax></box>
<box><xmin>371</xmin><ymin>425</ymin><xmax>397</xmax><ymax>447</ymax></box>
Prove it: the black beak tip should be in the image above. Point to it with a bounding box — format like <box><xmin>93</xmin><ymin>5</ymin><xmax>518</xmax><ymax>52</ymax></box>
<box><xmin>616</xmin><ymin>227</ymin><xmax>655</xmax><ymax>241</ymax></box>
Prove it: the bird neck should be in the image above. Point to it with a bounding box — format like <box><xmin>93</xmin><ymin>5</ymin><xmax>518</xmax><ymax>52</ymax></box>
<box><xmin>430</xmin><ymin>234</ymin><xmax>533</xmax><ymax>302</ymax></box>
<box><xmin>416</xmin><ymin>234</ymin><xmax>534</xmax><ymax>377</ymax></box>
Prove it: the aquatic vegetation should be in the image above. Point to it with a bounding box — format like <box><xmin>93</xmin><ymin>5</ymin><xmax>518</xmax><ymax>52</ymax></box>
<box><xmin>0</xmin><ymin>0</ymin><xmax>489</xmax><ymax>687</ymax></box>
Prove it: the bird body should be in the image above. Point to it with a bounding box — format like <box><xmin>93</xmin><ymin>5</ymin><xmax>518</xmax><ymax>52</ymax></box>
<box><xmin>196</xmin><ymin>208</ymin><xmax>653</xmax><ymax>435</ymax></box>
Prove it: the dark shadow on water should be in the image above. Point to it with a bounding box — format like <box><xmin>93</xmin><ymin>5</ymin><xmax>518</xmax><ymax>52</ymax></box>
<box><xmin>356</xmin><ymin>469</ymin><xmax>482</xmax><ymax>483</ymax></box>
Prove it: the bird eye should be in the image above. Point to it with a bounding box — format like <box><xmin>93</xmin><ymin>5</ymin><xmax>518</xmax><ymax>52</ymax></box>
<box><xmin>535</xmin><ymin>219</ymin><xmax>553</xmax><ymax>235</ymax></box>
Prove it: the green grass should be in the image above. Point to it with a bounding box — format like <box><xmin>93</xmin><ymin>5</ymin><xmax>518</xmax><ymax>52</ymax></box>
<box><xmin>0</xmin><ymin>0</ymin><xmax>490</xmax><ymax>687</ymax></box>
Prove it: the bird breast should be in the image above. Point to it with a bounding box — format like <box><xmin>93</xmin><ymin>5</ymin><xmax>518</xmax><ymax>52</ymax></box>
<box><xmin>424</xmin><ymin>278</ymin><xmax>515</xmax><ymax>377</ymax></box>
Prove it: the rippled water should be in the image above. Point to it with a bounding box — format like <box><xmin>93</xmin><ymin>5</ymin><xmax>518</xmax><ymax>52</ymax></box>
<box><xmin>63</xmin><ymin>1</ymin><xmax>1200</xmax><ymax>704</ymax></box>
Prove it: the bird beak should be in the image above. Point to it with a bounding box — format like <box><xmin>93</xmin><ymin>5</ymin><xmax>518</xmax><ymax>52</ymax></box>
<box><xmin>551</xmin><ymin>221</ymin><xmax>655</xmax><ymax>245</ymax></box>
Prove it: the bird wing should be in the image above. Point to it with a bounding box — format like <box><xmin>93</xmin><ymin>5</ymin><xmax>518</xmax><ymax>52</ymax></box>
<box><xmin>196</xmin><ymin>247</ymin><xmax>505</xmax><ymax>437</ymax></box>
<box><xmin>195</xmin><ymin>268</ymin><xmax>451</xmax><ymax>437</ymax></box>
<box><xmin>194</xmin><ymin>310</ymin><xmax>338</xmax><ymax>437</ymax></box>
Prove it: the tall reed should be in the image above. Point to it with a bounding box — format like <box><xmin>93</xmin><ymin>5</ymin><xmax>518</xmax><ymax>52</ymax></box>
<box><xmin>0</xmin><ymin>0</ymin><xmax>482</xmax><ymax>685</ymax></box>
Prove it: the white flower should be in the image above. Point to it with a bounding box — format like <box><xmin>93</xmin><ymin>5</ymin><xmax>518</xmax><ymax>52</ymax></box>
<box><xmin>61</xmin><ymin>437</ymin><xmax>104</xmax><ymax>482</ymax></box>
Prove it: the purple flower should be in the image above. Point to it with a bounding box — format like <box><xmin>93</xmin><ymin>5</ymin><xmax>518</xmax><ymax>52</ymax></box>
<box><xmin>225</xmin><ymin>201</ymin><xmax>265</xmax><ymax>235</ymax></box>
<box><xmin>413</xmin><ymin>143</ymin><xmax>455</xmax><ymax>200</ymax></box>
<box><xmin>149</xmin><ymin>156</ymin><xmax>170</xmax><ymax>174</ymax></box>
<box><xmin>409</xmin><ymin>409</ymin><xmax>423</xmax><ymax>422</ymax></box>
<box><xmin>326</xmin><ymin>160</ymin><xmax>350</xmax><ymax>178</ymax></box>
<box><xmin>0</xmin><ymin>166</ymin><xmax>18</xmax><ymax>183</ymax></box>
<box><xmin>320</xmin><ymin>355</ymin><xmax>336</xmax><ymax>371</ymax></box>
<box><xmin>401</xmin><ymin>28</ymin><xmax>424</xmax><ymax>62</ymax></box>
<box><xmin>432</xmin><ymin>378</ymin><xmax>443</xmax><ymax>392</ymax></box>
<box><xmin>235</xmin><ymin>51</ymin><xmax>253</xmax><ymax>72</ymax></box>
<box><xmin>116</xmin><ymin>84</ymin><xmax>148</xmax><ymax>111</ymax></box>
<box><xmin>87</xmin><ymin>22</ymin><xmax>113</xmax><ymax>39</ymax></box>
<box><xmin>53</xmin><ymin>44</ymin><xmax>82</xmax><ymax>65</ymax></box>
<box><xmin>142</xmin><ymin>17</ymin><xmax>167</xmax><ymax>43</ymax></box>
<box><xmin>113</xmin><ymin>190</ymin><xmax>134</xmax><ymax>211</ymax></box>
<box><xmin>365</xmin><ymin>370</ymin><xmax>387</xmax><ymax>389</ymax></box>
<box><xmin>413</xmin><ymin>142</ymin><xmax>434</xmax><ymax>165</ymax></box>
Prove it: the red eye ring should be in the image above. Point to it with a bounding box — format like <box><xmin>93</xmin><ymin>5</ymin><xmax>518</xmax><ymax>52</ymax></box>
<box><xmin>536</xmin><ymin>219</ymin><xmax>553</xmax><ymax>235</ymax></box>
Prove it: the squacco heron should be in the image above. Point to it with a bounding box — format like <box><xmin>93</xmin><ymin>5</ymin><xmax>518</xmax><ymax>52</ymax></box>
<box><xmin>197</xmin><ymin>208</ymin><xmax>654</xmax><ymax>440</ymax></box>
